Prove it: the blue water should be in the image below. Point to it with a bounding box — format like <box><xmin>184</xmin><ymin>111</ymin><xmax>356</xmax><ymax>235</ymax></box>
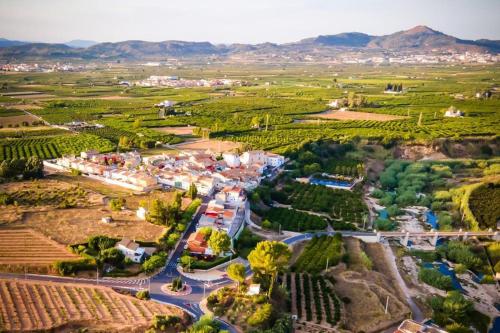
<box><xmin>378</xmin><ymin>209</ymin><xmax>388</xmax><ymax>219</ymax></box>
<box><xmin>490</xmin><ymin>317</ymin><xmax>500</xmax><ymax>333</ymax></box>
<box><xmin>423</xmin><ymin>262</ymin><xmax>465</xmax><ymax>292</ymax></box>
<box><xmin>310</xmin><ymin>178</ymin><xmax>352</xmax><ymax>188</ymax></box>
<box><xmin>426</xmin><ymin>211</ymin><xmax>439</xmax><ymax>229</ymax></box>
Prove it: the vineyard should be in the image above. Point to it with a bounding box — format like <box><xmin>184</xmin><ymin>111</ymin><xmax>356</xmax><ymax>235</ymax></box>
<box><xmin>0</xmin><ymin>228</ymin><xmax>79</xmax><ymax>266</ymax></box>
<box><xmin>279</xmin><ymin>182</ymin><xmax>368</xmax><ymax>225</ymax></box>
<box><xmin>285</xmin><ymin>273</ymin><xmax>342</xmax><ymax>329</ymax></box>
<box><xmin>0</xmin><ymin>279</ymin><xmax>185</xmax><ymax>332</ymax></box>
<box><xmin>293</xmin><ymin>235</ymin><xmax>344</xmax><ymax>274</ymax></box>
<box><xmin>264</xmin><ymin>207</ymin><xmax>328</xmax><ymax>232</ymax></box>
<box><xmin>0</xmin><ymin>133</ymin><xmax>115</xmax><ymax>161</ymax></box>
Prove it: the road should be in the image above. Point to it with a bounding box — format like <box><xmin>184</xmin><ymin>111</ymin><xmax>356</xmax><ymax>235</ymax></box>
<box><xmin>5</xmin><ymin>202</ymin><xmax>495</xmax><ymax>331</ymax></box>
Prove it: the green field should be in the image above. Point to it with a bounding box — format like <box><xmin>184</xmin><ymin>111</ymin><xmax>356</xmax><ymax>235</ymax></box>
<box><xmin>0</xmin><ymin>64</ymin><xmax>498</xmax><ymax>161</ymax></box>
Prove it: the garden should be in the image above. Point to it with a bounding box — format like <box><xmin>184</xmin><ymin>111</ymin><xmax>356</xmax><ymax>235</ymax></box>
<box><xmin>293</xmin><ymin>234</ymin><xmax>344</xmax><ymax>274</ymax></box>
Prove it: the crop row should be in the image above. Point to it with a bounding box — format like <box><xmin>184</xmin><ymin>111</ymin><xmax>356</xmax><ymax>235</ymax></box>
<box><xmin>264</xmin><ymin>207</ymin><xmax>328</xmax><ymax>232</ymax></box>
<box><xmin>0</xmin><ymin>134</ymin><xmax>114</xmax><ymax>161</ymax></box>
<box><xmin>293</xmin><ymin>235</ymin><xmax>344</xmax><ymax>274</ymax></box>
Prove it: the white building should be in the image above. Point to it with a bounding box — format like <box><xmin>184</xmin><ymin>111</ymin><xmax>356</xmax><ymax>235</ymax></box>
<box><xmin>444</xmin><ymin>106</ymin><xmax>464</xmax><ymax>118</ymax></box>
<box><xmin>115</xmin><ymin>238</ymin><xmax>146</xmax><ymax>263</ymax></box>
<box><xmin>265</xmin><ymin>153</ymin><xmax>285</xmax><ymax>168</ymax></box>
<box><xmin>223</xmin><ymin>152</ymin><xmax>241</xmax><ymax>168</ymax></box>
<box><xmin>240</xmin><ymin>150</ymin><xmax>266</xmax><ymax>166</ymax></box>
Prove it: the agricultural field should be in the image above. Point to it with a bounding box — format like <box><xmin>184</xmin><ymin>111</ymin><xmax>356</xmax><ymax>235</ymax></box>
<box><xmin>0</xmin><ymin>178</ymin><xmax>168</xmax><ymax>245</ymax></box>
<box><xmin>285</xmin><ymin>272</ymin><xmax>342</xmax><ymax>331</ymax></box>
<box><xmin>308</xmin><ymin>109</ymin><xmax>407</xmax><ymax>121</ymax></box>
<box><xmin>0</xmin><ymin>64</ymin><xmax>497</xmax><ymax>159</ymax></box>
<box><xmin>293</xmin><ymin>235</ymin><xmax>344</xmax><ymax>274</ymax></box>
<box><xmin>279</xmin><ymin>182</ymin><xmax>368</xmax><ymax>226</ymax></box>
<box><xmin>0</xmin><ymin>279</ymin><xmax>187</xmax><ymax>332</ymax></box>
<box><xmin>263</xmin><ymin>207</ymin><xmax>328</xmax><ymax>232</ymax></box>
<box><xmin>0</xmin><ymin>228</ymin><xmax>79</xmax><ymax>268</ymax></box>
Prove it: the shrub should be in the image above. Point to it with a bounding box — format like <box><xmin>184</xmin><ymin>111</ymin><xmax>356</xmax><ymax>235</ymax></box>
<box><xmin>136</xmin><ymin>289</ymin><xmax>150</xmax><ymax>300</ymax></box>
<box><xmin>54</xmin><ymin>259</ymin><xmax>95</xmax><ymax>276</ymax></box>
<box><xmin>419</xmin><ymin>268</ymin><xmax>453</xmax><ymax>290</ymax></box>
<box><xmin>142</xmin><ymin>252</ymin><xmax>166</xmax><ymax>273</ymax></box>
<box><xmin>109</xmin><ymin>197</ymin><xmax>125</xmax><ymax>211</ymax></box>
<box><xmin>247</xmin><ymin>303</ymin><xmax>273</xmax><ymax>327</ymax></box>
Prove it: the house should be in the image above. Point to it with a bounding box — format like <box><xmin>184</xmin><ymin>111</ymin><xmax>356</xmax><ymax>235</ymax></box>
<box><xmin>223</xmin><ymin>152</ymin><xmax>240</xmax><ymax>168</ymax></box>
<box><xmin>265</xmin><ymin>152</ymin><xmax>285</xmax><ymax>168</ymax></box>
<box><xmin>444</xmin><ymin>106</ymin><xmax>464</xmax><ymax>118</ymax></box>
<box><xmin>216</xmin><ymin>186</ymin><xmax>246</xmax><ymax>205</ymax></box>
<box><xmin>395</xmin><ymin>319</ymin><xmax>447</xmax><ymax>333</ymax></box>
<box><xmin>247</xmin><ymin>284</ymin><xmax>261</xmax><ymax>295</ymax></box>
<box><xmin>327</xmin><ymin>99</ymin><xmax>339</xmax><ymax>108</ymax></box>
<box><xmin>187</xmin><ymin>231</ymin><xmax>213</xmax><ymax>257</ymax></box>
<box><xmin>136</xmin><ymin>207</ymin><xmax>147</xmax><ymax>220</ymax></box>
<box><xmin>115</xmin><ymin>238</ymin><xmax>147</xmax><ymax>263</ymax></box>
<box><xmin>240</xmin><ymin>151</ymin><xmax>266</xmax><ymax>166</ymax></box>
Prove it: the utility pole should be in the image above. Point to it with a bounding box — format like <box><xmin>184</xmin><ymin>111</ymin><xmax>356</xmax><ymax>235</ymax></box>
<box><xmin>278</xmin><ymin>223</ymin><xmax>281</xmax><ymax>235</ymax></box>
<box><xmin>265</xmin><ymin>114</ymin><xmax>270</xmax><ymax>131</ymax></box>
<box><xmin>96</xmin><ymin>265</ymin><xmax>99</xmax><ymax>285</ymax></box>
<box><xmin>385</xmin><ymin>296</ymin><xmax>389</xmax><ymax>314</ymax></box>
<box><xmin>325</xmin><ymin>258</ymin><xmax>329</xmax><ymax>271</ymax></box>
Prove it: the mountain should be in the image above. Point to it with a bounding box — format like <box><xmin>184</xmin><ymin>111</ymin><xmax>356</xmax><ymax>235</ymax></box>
<box><xmin>0</xmin><ymin>38</ymin><xmax>28</xmax><ymax>48</ymax></box>
<box><xmin>297</xmin><ymin>32</ymin><xmax>374</xmax><ymax>47</ymax></box>
<box><xmin>366</xmin><ymin>25</ymin><xmax>490</xmax><ymax>52</ymax></box>
<box><xmin>65</xmin><ymin>39</ymin><xmax>98</xmax><ymax>48</ymax></box>
<box><xmin>0</xmin><ymin>26</ymin><xmax>498</xmax><ymax>61</ymax></box>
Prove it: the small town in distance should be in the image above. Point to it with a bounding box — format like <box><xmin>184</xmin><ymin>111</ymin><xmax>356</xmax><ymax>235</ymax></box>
<box><xmin>0</xmin><ymin>1</ymin><xmax>499</xmax><ymax>333</ymax></box>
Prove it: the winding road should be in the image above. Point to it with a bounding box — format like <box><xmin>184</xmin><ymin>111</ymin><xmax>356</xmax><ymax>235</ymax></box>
<box><xmin>5</xmin><ymin>198</ymin><xmax>495</xmax><ymax>332</ymax></box>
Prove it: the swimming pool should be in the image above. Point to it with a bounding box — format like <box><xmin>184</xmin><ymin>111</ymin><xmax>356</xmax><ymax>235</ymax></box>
<box><xmin>425</xmin><ymin>210</ymin><xmax>439</xmax><ymax>229</ymax></box>
<box><xmin>310</xmin><ymin>178</ymin><xmax>352</xmax><ymax>188</ymax></box>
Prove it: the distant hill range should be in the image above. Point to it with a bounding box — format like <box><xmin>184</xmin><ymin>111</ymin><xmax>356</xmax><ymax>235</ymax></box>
<box><xmin>1</xmin><ymin>26</ymin><xmax>499</xmax><ymax>61</ymax></box>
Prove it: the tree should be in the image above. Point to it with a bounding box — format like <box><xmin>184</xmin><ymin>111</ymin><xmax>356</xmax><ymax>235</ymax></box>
<box><xmin>109</xmin><ymin>197</ymin><xmax>125</xmax><ymax>211</ymax></box>
<box><xmin>118</xmin><ymin>136</ymin><xmax>131</xmax><ymax>149</ymax></box>
<box><xmin>100</xmin><ymin>248</ymin><xmax>125</xmax><ymax>267</ymax></box>
<box><xmin>147</xmin><ymin>199</ymin><xmax>166</xmax><ymax>225</ymax></box>
<box><xmin>133</xmin><ymin>118</ymin><xmax>142</xmax><ymax>129</ymax></box>
<box><xmin>208</xmin><ymin>230</ymin><xmax>231</xmax><ymax>256</ymax></box>
<box><xmin>187</xmin><ymin>183</ymin><xmax>198</xmax><ymax>199</ymax></box>
<box><xmin>247</xmin><ymin>303</ymin><xmax>273</xmax><ymax>327</ymax></box>
<box><xmin>187</xmin><ymin>314</ymin><xmax>226</xmax><ymax>333</ymax></box>
<box><xmin>248</xmin><ymin>241</ymin><xmax>291</xmax><ymax>298</ymax></box>
<box><xmin>227</xmin><ymin>263</ymin><xmax>245</xmax><ymax>291</ymax></box>
<box><xmin>443</xmin><ymin>291</ymin><xmax>472</xmax><ymax>321</ymax></box>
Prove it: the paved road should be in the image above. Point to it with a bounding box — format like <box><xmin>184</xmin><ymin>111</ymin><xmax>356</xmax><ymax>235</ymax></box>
<box><xmin>7</xmin><ymin>205</ymin><xmax>492</xmax><ymax>331</ymax></box>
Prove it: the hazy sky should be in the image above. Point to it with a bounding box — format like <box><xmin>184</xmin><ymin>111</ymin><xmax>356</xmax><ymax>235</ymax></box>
<box><xmin>1</xmin><ymin>0</ymin><xmax>499</xmax><ymax>44</ymax></box>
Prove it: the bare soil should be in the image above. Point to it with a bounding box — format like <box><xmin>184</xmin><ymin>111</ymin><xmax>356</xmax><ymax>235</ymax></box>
<box><xmin>327</xmin><ymin>238</ymin><xmax>411</xmax><ymax>333</ymax></box>
<box><xmin>0</xmin><ymin>278</ymin><xmax>187</xmax><ymax>332</ymax></box>
<box><xmin>0</xmin><ymin>114</ymin><xmax>39</xmax><ymax>127</ymax></box>
<box><xmin>152</xmin><ymin>126</ymin><xmax>196</xmax><ymax>136</ymax></box>
<box><xmin>174</xmin><ymin>139</ymin><xmax>241</xmax><ymax>153</ymax></box>
<box><xmin>0</xmin><ymin>228</ymin><xmax>79</xmax><ymax>265</ymax></box>
<box><xmin>308</xmin><ymin>110</ymin><xmax>407</xmax><ymax>121</ymax></box>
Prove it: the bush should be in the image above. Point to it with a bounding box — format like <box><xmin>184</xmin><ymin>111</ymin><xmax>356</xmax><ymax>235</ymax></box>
<box><xmin>136</xmin><ymin>289</ymin><xmax>150</xmax><ymax>300</ymax></box>
<box><xmin>374</xmin><ymin>218</ymin><xmax>396</xmax><ymax>231</ymax></box>
<box><xmin>142</xmin><ymin>252</ymin><xmax>166</xmax><ymax>273</ymax></box>
<box><xmin>151</xmin><ymin>314</ymin><xmax>181</xmax><ymax>330</ymax></box>
<box><xmin>419</xmin><ymin>268</ymin><xmax>453</xmax><ymax>290</ymax></box>
<box><xmin>54</xmin><ymin>259</ymin><xmax>96</xmax><ymax>276</ymax></box>
<box><xmin>109</xmin><ymin>197</ymin><xmax>125</xmax><ymax>211</ymax></box>
<box><xmin>247</xmin><ymin>303</ymin><xmax>273</xmax><ymax>327</ymax></box>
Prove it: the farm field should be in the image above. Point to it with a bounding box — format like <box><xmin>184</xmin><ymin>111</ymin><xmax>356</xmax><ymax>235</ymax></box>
<box><xmin>0</xmin><ymin>228</ymin><xmax>79</xmax><ymax>266</ymax></box>
<box><xmin>0</xmin><ymin>65</ymin><xmax>497</xmax><ymax>157</ymax></box>
<box><xmin>152</xmin><ymin>126</ymin><xmax>196</xmax><ymax>136</ymax></box>
<box><xmin>285</xmin><ymin>272</ymin><xmax>342</xmax><ymax>332</ymax></box>
<box><xmin>0</xmin><ymin>278</ymin><xmax>186</xmax><ymax>332</ymax></box>
<box><xmin>174</xmin><ymin>139</ymin><xmax>242</xmax><ymax>153</ymax></box>
<box><xmin>0</xmin><ymin>178</ymin><xmax>170</xmax><ymax>245</ymax></box>
<box><xmin>308</xmin><ymin>110</ymin><xmax>408</xmax><ymax>121</ymax></box>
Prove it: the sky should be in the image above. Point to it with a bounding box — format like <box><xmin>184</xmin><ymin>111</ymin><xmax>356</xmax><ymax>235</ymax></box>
<box><xmin>1</xmin><ymin>0</ymin><xmax>499</xmax><ymax>44</ymax></box>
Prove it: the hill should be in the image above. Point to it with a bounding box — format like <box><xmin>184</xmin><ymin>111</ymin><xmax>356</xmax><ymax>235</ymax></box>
<box><xmin>0</xmin><ymin>26</ymin><xmax>498</xmax><ymax>61</ymax></box>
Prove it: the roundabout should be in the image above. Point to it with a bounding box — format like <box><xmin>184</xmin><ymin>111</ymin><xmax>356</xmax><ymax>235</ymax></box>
<box><xmin>161</xmin><ymin>282</ymin><xmax>193</xmax><ymax>296</ymax></box>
